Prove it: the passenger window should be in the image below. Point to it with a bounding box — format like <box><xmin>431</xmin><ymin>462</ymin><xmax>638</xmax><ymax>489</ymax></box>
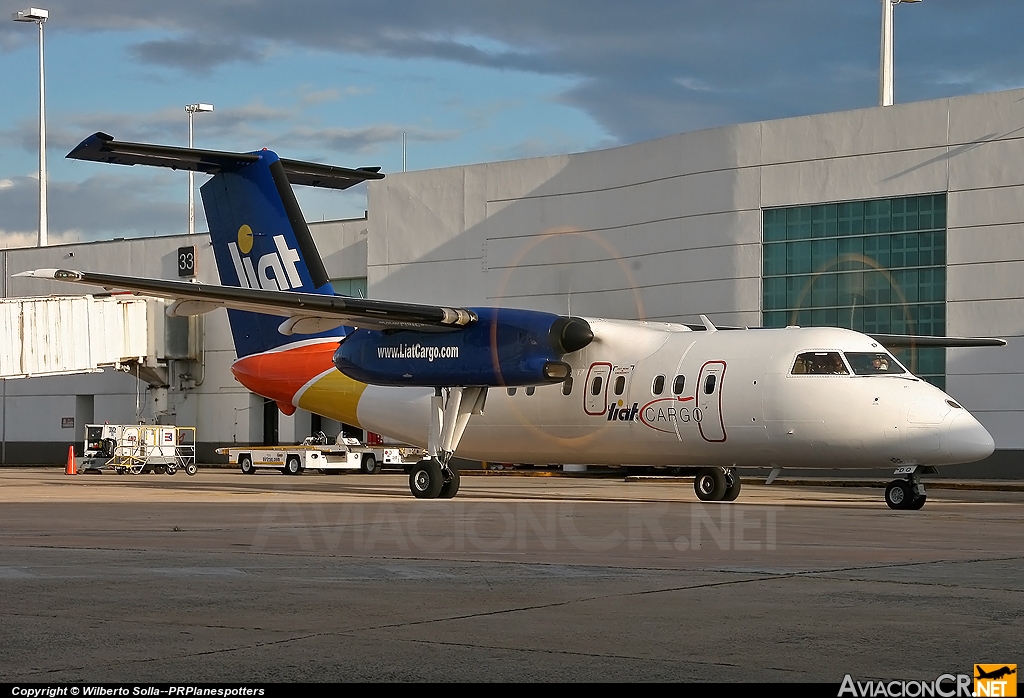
<box><xmin>525</xmin><ymin>386</ymin><xmax>535</xmax><ymax>396</ymax></box>
<box><xmin>507</xmin><ymin>387</ymin><xmax>517</xmax><ymax>396</ymax></box>
<box><xmin>614</xmin><ymin>375</ymin><xmax>625</xmax><ymax>395</ymax></box>
<box><xmin>591</xmin><ymin>376</ymin><xmax>603</xmax><ymax>396</ymax></box>
<box><xmin>562</xmin><ymin>376</ymin><xmax>573</xmax><ymax>396</ymax></box>
<box><xmin>672</xmin><ymin>375</ymin><xmax>685</xmax><ymax>395</ymax></box>
<box><xmin>652</xmin><ymin>375</ymin><xmax>665</xmax><ymax>395</ymax></box>
<box><xmin>791</xmin><ymin>352</ymin><xmax>849</xmax><ymax>375</ymax></box>
<box><xmin>704</xmin><ymin>374</ymin><xmax>716</xmax><ymax>394</ymax></box>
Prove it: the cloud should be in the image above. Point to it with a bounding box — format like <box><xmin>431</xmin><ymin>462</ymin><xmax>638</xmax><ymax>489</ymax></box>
<box><xmin>281</xmin><ymin>124</ymin><xmax>460</xmax><ymax>156</ymax></box>
<box><xmin>6</xmin><ymin>1</ymin><xmax>1024</xmax><ymax>145</ymax></box>
<box><xmin>0</xmin><ymin>172</ymin><xmax>183</xmax><ymax>242</ymax></box>
<box><xmin>128</xmin><ymin>37</ymin><xmax>269</xmax><ymax>73</ymax></box>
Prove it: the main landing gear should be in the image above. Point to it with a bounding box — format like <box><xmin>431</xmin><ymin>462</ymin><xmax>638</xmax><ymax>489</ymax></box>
<box><xmin>885</xmin><ymin>466</ymin><xmax>928</xmax><ymax>510</ymax></box>
<box><xmin>693</xmin><ymin>467</ymin><xmax>741</xmax><ymax>502</ymax></box>
<box><xmin>409</xmin><ymin>386</ymin><xmax>487</xmax><ymax>499</ymax></box>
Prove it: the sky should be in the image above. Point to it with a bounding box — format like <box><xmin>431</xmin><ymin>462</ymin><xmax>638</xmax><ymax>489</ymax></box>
<box><xmin>1</xmin><ymin>1</ymin><xmax>1023</xmax><ymax>247</ymax></box>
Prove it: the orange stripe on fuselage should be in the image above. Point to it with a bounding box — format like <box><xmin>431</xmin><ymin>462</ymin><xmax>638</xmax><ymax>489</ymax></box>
<box><xmin>230</xmin><ymin>342</ymin><xmax>367</xmax><ymax>427</ymax></box>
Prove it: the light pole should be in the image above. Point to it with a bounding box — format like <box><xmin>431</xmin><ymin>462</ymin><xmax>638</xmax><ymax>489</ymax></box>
<box><xmin>12</xmin><ymin>7</ymin><xmax>49</xmax><ymax>247</ymax></box>
<box><xmin>184</xmin><ymin>103</ymin><xmax>214</xmax><ymax>235</ymax></box>
<box><xmin>880</xmin><ymin>0</ymin><xmax>921</xmax><ymax>107</ymax></box>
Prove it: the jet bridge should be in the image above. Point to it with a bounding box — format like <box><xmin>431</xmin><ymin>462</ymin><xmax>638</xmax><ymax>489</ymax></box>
<box><xmin>0</xmin><ymin>294</ymin><xmax>149</xmax><ymax>379</ymax></box>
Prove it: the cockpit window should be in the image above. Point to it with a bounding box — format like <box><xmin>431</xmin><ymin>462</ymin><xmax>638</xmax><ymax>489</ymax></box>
<box><xmin>791</xmin><ymin>351</ymin><xmax>849</xmax><ymax>375</ymax></box>
<box><xmin>844</xmin><ymin>352</ymin><xmax>906</xmax><ymax>375</ymax></box>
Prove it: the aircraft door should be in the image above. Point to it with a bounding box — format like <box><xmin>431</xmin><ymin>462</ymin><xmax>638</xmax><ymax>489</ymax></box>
<box><xmin>584</xmin><ymin>362</ymin><xmax>612</xmax><ymax>416</ymax></box>
<box><xmin>697</xmin><ymin>360</ymin><xmax>727</xmax><ymax>442</ymax></box>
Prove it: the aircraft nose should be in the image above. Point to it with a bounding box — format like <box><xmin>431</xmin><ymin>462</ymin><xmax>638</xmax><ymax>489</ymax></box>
<box><xmin>945</xmin><ymin>413</ymin><xmax>995</xmax><ymax>463</ymax></box>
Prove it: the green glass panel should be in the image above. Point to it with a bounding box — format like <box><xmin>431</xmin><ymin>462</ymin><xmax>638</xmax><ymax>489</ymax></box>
<box><xmin>863</xmin><ymin>235</ymin><xmax>890</xmax><ymax>268</ymax></box>
<box><xmin>762</xmin><ymin>311</ymin><xmax>787</xmax><ymax>328</ymax></box>
<box><xmin>810</xmin><ymin>204</ymin><xmax>838</xmax><ymax>238</ymax></box>
<box><xmin>861</xmin><ymin>305</ymin><xmax>890</xmax><ymax>334</ymax></box>
<box><xmin>787</xmin><ymin>276</ymin><xmax>811</xmax><ymax>310</ymax></box>
<box><xmin>763</xmin><ymin>242</ymin><xmax>788</xmax><ymax>276</ymax></box>
<box><xmin>809</xmin><ymin>307</ymin><xmax>838</xmax><ymax>327</ymax></box>
<box><xmin>787</xmin><ymin>207</ymin><xmax>813</xmax><ymax>241</ymax></box>
<box><xmin>763</xmin><ymin>209</ymin><xmax>787</xmax><ymax>242</ymax></box>
<box><xmin>915</xmin><ymin>302</ymin><xmax>946</xmax><ymax>336</ymax></box>
<box><xmin>810</xmin><ymin>238</ymin><xmax>838</xmax><ymax>271</ymax></box>
<box><xmin>919</xmin><ymin>231</ymin><xmax>945</xmax><ymax>266</ymax></box>
<box><xmin>890</xmin><ymin>268</ymin><xmax>919</xmax><ymax>304</ymax></box>
<box><xmin>837</xmin><ymin>272</ymin><xmax>865</xmax><ymax>307</ymax></box>
<box><xmin>918</xmin><ymin>267</ymin><xmax>945</xmax><ymax>303</ymax></box>
<box><xmin>888</xmin><ymin>306</ymin><xmax>914</xmax><ymax>335</ymax></box>
<box><xmin>788</xmin><ymin>241</ymin><xmax>812</xmax><ymax>274</ymax></box>
<box><xmin>863</xmin><ymin>271</ymin><xmax>891</xmax><ymax>305</ymax></box>
<box><xmin>864</xmin><ymin>199</ymin><xmax>892</xmax><ymax>234</ymax></box>
<box><xmin>889</xmin><ymin>233</ymin><xmax>919</xmax><ymax>269</ymax></box>
<box><xmin>916</xmin><ymin>347</ymin><xmax>946</xmax><ymax>376</ymax></box>
<box><xmin>891</xmin><ymin>197</ymin><xmax>919</xmax><ymax>232</ymax></box>
<box><xmin>837</xmin><ymin>237</ymin><xmax>864</xmax><ymax>270</ymax></box>
<box><xmin>763</xmin><ymin>277</ymin><xmax>788</xmax><ymax>310</ymax></box>
<box><xmin>810</xmin><ymin>273</ymin><xmax>838</xmax><ymax>309</ymax></box>
<box><xmin>837</xmin><ymin>201</ymin><xmax>864</xmax><ymax>235</ymax></box>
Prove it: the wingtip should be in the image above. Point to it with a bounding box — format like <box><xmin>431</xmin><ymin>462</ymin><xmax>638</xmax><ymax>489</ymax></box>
<box><xmin>13</xmin><ymin>269</ymin><xmax>55</xmax><ymax>278</ymax></box>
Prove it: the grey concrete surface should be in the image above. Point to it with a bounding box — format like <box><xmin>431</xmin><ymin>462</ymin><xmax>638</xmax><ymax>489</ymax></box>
<box><xmin>0</xmin><ymin>469</ymin><xmax>1021</xmax><ymax>683</ymax></box>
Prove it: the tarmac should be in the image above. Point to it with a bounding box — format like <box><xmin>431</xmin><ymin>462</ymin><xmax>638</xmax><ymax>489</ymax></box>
<box><xmin>0</xmin><ymin>467</ymin><xmax>1021</xmax><ymax>683</ymax></box>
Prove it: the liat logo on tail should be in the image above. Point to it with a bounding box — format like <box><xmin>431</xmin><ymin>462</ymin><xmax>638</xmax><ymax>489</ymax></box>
<box><xmin>227</xmin><ymin>224</ymin><xmax>304</xmax><ymax>291</ymax></box>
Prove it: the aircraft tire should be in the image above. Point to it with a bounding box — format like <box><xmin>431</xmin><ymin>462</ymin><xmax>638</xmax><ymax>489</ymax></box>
<box><xmin>906</xmin><ymin>494</ymin><xmax>927</xmax><ymax>510</ymax></box>
<box><xmin>410</xmin><ymin>460</ymin><xmax>444</xmax><ymax>499</ymax></box>
<box><xmin>240</xmin><ymin>455</ymin><xmax>254</xmax><ymax>475</ymax></box>
<box><xmin>694</xmin><ymin>468</ymin><xmax>727</xmax><ymax>501</ymax></box>
<box><xmin>885</xmin><ymin>480</ymin><xmax>912</xmax><ymax>509</ymax></box>
<box><xmin>723</xmin><ymin>474</ymin><xmax>741</xmax><ymax>501</ymax></box>
<box><xmin>438</xmin><ymin>467</ymin><xmax>460</xmax><ymax>499</ymax></box>
<box><xmin>361</xmin><ymin>454</ymin><xmax>380</xmax><ymax>474</ymax></box>
<box><xmin>285</xmin><ymin>455</ymin><xmax>303</xmax><ymax>476</ymax></box>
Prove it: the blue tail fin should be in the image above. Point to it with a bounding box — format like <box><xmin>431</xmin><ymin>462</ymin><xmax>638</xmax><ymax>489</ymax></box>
<box><xmin>201</xmin><ymin>150</ymin><xmax>342</xmax><ymax>357</ymax></box>
<box><xmin>64</xmin><ymin>132</ymin><xmax>382</xmax><ymax>359</ymax></box>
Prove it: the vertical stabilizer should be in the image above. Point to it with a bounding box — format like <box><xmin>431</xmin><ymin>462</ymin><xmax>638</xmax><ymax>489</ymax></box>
<box><xmin>200</xmin><ymin>150</ymin><xmax>340</xmax><ymax>357</ymax></box>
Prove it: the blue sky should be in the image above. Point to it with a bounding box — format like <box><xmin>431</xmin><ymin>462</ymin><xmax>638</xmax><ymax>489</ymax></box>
<box><xmin>1</xmin><ymin>1</ymin><xmax>1023</xmax><ymax>246</ymax></box>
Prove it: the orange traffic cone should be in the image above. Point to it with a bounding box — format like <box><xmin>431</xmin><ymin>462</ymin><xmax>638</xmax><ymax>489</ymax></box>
<box><xmin>65</xmin><ymin>445</ymin><xmax>77</xmax><ymax>475</ymax></box>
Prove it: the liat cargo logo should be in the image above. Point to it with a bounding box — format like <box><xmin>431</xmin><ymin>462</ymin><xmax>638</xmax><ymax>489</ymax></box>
<box><xmin>975</xmin><ymin>665</ymin><xmax>1017</xmax><ymax>697</ymax></box>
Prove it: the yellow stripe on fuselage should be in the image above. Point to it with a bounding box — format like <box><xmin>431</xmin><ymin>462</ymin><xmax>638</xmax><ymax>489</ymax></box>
<box><xmin>294</xmin><ymin>368</ymin><xmax>367</xmax><ymax>427</ymax></box>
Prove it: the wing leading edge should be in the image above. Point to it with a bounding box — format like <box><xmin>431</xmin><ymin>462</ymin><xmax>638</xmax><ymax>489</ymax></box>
<box><xmin>15</xmin><ymin>269</ymin><xmax>477</xmax><ymax>333</ymax></box>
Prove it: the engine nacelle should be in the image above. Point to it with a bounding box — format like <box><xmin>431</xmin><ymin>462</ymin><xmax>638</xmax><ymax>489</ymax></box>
<box><xmin>333</xmin><ymin>308</ymin><xmax>593</xmax><ymax>387</ymax></box>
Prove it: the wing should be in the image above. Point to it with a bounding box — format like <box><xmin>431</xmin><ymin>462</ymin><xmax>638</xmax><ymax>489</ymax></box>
<box><xmin>16</xmin><ymin>269</ymin><xmax>477</xmax><ymax>332</ymax></box>
<box><xmin>870</xmin><ymin>333</ymin><xmax>1006</xmax><ymax>348</ymax></box>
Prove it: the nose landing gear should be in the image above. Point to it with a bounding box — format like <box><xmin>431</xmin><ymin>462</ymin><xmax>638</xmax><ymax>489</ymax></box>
<box><xmin>885</xmin><ymin>466</ymin><xmax>928</xmax><ymax>510</ymax></box>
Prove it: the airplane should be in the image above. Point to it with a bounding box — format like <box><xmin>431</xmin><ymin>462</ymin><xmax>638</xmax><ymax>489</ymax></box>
<box><xmin>975</xmin><ymin>667</ymin><xmax>1017</xmax><ymax>681</ymax></box>
<box><xmin>18</xmin><ymin>132</ymin><xmax>1006</xmax><ymax>510</ymax></box>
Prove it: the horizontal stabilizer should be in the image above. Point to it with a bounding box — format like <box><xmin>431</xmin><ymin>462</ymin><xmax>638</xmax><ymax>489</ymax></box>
<box><xmin>870</xmin><ymin>334</ymin><xmax>1006</xmax><ymax>348</ymax></box>
<box><xmin>16</xmin><ymin>269</ymin><xmax>477</xmax><ymax>333</ymax></box>
<box><xmin>67</xmin><ymin>132</ymin><xmax>384</xmax><ymax>190</ymax></box>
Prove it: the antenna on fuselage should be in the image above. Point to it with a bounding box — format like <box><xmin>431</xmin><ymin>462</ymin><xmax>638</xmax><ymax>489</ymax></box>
<box><xmin>699</xmin><ymin>314</ymin><xmax>718</xmax><ymax>332</ymax></box>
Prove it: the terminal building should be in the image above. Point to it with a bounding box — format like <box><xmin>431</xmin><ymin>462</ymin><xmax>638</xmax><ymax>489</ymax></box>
<box><xmin>3</xmin><ymin>87</ymin><xmax>1023</xmax><ymax>476</ymax></box>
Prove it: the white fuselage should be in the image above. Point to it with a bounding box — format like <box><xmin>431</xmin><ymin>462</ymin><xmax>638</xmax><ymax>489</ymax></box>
<box><xmin>352</xmin><ymin>321</ymin><xmax>994</xmax><ymax>470</ymax></box>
